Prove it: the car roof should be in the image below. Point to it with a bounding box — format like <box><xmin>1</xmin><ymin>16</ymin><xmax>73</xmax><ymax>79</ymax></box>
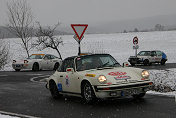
<box><xmin>64</xmin><ymin>53</ymin><xmax>110</xmax><ymax>60</ymax></box>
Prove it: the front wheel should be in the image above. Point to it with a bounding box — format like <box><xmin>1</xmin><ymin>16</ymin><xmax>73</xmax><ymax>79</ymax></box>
<box><xmin>15</xmin><ymin>69</ymin><xmax>21</xmax><ymax>72</ymax></box>
<box><xmin>143</xmin><ymin>60</ymin><xmax>149</xmax><ymax>66</ymax></box>
<box><xmin>32</xmin><ymin>63</ymin><xmax>39</xmax><ymax>71</ymax></box>
<box><xmin>49</xmin><ymin>81</ymin><xmax>61</xmax><ymax>99</ymax></box>
<box><xmin>82</xmin><ymin>82</ymin><xmax>96</xmax><ymax>104</ymax></box>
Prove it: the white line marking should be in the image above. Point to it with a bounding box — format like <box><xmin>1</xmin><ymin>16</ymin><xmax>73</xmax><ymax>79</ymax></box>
<box><xmin>0</xmin><ymin>75</ymin><xmax>8</xmax><ymax>77</ymax></box>
<box><xmin>26</xmin><ymin>74</ymin><xmax>43</xmax><ymax>76</ymax></box>
<box><xmin>0</xmin><ymin>110</ymin><xmax>40</xmax><ymax>118</ymax></box>
<box><xmin>30</xmin><ymin>75</ymin><xmax>50</xmax><ymax>83</ymax></box>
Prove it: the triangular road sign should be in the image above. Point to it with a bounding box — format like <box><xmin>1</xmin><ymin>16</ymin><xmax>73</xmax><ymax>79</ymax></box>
<box><xmin>71</xmin><ymin>24</ymin><xmax>88</xmax><ymax>41</ymax></box>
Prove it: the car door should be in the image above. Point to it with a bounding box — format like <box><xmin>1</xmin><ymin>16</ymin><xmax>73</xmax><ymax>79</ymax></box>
<box><xmin>43</xmin><ymin>55</ymin><xmax>53</xmax><ymax>70</ymax></box>
<box><xmin>60</xmin><ymin>58</ymin><xmax>80</xmax><ymax>94</ymax></box>
<box><xmin>155</xmin><ymin>51</ymin><xmax>162</xmax><ymax>62</ymax></box>
<box><xmin>150</xmin><ymin>51</ymin><xmax>157</xmax><ymax>63</ymax></box>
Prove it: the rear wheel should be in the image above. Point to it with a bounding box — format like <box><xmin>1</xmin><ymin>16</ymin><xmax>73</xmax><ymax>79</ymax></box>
<box><xmin>161</xmin><ymin>59</ymin><xmax>166</xmax><ymax>65</ymax></box>
<box><xmin>53</xmin><ymin>63</ymin><xmax>60</xmax><ymax>70</ymax></box>
<box><xmin>49</xmin><ymin>81</ymin><xmax>61</xmax><ymax>99</ymax></box>
<box><xmin>32</xmin><ymin>63</ymin><xmax>39</xmax><ymax>71</ymax></box>
<box><xmin>82</xmin><ymin>82</ymin><xmax>96</xmax><ymax>104</ymax></box>
<box><xmin>15</xmin><ymin>69</ymin><xmax>21</xmax><ymax>72</ymax></box>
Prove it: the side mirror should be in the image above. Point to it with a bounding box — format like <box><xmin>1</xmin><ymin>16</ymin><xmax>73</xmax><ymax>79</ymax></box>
<box><xmin>66</xmin><ymin>68</ymin><xmax>74</xmax><ymax>73</ymax></box>
<box><xmin>123</xmin><ymin>62</ymin><xmax>129</xmax><ymax>67</ymax></box>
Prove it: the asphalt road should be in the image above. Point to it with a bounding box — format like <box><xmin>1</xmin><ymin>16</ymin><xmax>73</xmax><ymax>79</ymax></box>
<box><xmin>0</xmin><ymin>63</ymin><xmax>176</xmax><ymax>118</ymax></box>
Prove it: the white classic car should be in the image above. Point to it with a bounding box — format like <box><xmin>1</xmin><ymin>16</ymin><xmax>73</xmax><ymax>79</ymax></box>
<box><xmin>46</xmin><ymin>54</ymin><xmax>153</xmax><ymax>103</ymax></box>
<box><xmin>12</xmin><ymin>54</ymin><xmax>62</xmax><ymax>71</ymax></box>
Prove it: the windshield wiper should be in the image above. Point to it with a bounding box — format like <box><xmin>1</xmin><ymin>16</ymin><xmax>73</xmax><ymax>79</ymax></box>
<box><xmin>97</xmin><ymin>62</ymin><xmax>109</xmax><ymax>68</ymax></box>
<box><xmin>109</xmin><ymin>62</ymin><xmax>120</xmax><ymax>67</ymax></box>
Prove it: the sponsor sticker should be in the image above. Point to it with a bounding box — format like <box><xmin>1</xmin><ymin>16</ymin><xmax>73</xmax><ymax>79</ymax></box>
<box><xmin>108</xmin><ymin>71</ymin><xmax>131</xmax><ymax>80</ymax></box>
<box><xmin>58</xmin><ymin>83</ymin><xmax>62</xmax><ymax>91</ymax></box>
<box><xmin>65</xmin><ymin>75</ymin><xmax>69</xmax><ymax>86</ymax></box>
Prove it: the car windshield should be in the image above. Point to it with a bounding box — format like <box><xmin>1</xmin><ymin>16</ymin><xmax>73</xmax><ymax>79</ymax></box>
<box><xmin>28</xmin><ymin>54</ymin><xmax>44</xmax><ymax>59</ymax></box>
<box><xmin>76</xmin><ymin>54</ymin><xmax>120</xmax><ymax>71</ymax></box>
<box><xmin>137</xmin><ymin>51</ymin><xmax>151</xmax><ymax>56</ymax></box>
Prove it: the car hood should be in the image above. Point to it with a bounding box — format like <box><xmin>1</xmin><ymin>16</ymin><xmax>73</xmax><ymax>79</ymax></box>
<box><xmin>82</xmin><ymin>67</ymin><xmax>146</xmax><ymax>84</ymax></box>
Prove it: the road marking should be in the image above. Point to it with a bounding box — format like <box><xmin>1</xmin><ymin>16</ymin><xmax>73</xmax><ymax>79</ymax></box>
<box><xmin>30</xmin><ymin>75</ymin><xmax>51</xmax><ymax>83</ymax></box>
<box><xmin>0</xmin><ymin>75</ymin><xmax>8</xmax><ymax>77</ymax></box>
<box><xmin>0</xmin><ymin>110</ymin><xmax>40</xmax><ymax>118</ymax></box>
<box><xmin>26</xmin><ymin>74</ymin><xmax>43</xmax><ymax>76</ymax></box>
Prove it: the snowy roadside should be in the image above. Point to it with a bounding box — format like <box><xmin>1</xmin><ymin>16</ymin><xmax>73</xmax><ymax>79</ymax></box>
<box><xmin>0</xmin><ymin>114</ymin><xmax>19</xmax><ymax>118</ymax></box>
<box><xmin>147</xmin><ymin>68</ymin><xmax>176</xmax><ymax>96</ymax></box>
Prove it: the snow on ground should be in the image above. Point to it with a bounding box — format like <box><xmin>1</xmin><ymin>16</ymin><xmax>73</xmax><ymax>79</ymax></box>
<box><xmin>0</xmin><ymin>114</ymin><xmax>19</xmax><ymax>118</ymax></box>
<box><xmin>1</xmin><ymin>31</ymin><xmax>176</xmax><ymax>96</ymax></box>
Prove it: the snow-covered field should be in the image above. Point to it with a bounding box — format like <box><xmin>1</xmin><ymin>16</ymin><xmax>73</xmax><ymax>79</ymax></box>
<box><xmin>3</xmin><ymin>30</ymin><xmax>176</xmax><ymax>71</ymax></box>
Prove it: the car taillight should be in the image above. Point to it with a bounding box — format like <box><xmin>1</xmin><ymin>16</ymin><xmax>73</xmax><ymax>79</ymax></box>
<box><xmin>13</xmin><ymin>60</ymin><xmax>16</xmax><ymax>63</ymax></box>
<box><xmin>24</xmin><ymin>60</ymin><xmax>28</xmax><ymax>63</ymax></box>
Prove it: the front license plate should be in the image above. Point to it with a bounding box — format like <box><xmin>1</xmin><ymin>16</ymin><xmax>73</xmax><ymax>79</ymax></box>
<box><xmin>16</xmin><ymin>64</ymin><xmax>21</xmax><ymax>67</ymax></box>
<box><xmin>132</xmin><ymin>89</ymin><xmax>138</xmax><ymax>94</ymax></box>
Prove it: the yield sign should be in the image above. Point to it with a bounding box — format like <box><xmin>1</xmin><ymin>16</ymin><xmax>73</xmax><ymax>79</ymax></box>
<box><xmin>71</xmin><ymin>24</ymin><xmax>88</xmax><ymax>41</ymax></box>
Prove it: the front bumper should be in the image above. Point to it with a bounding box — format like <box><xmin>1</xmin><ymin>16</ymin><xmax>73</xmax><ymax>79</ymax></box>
<box><xmin>93</xmin><ymin>82</ymin><xmax>153</xmax><ymax>98</ymax></box>
<box><xmin>128</xmin><ymin>58</ymin><xmax>143</xmax><ymax>64</ymax></box>
<box><xmin>12</xmin><ymin>63</ymin><xmax>31</xmax><ymax>70</ymax></box>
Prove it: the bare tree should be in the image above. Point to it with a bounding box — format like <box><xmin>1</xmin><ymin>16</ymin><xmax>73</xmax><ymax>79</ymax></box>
<box><xmin>0</xmin><ymin>38</ymin><xmax>9</xmax><ymax>70</ymax></box>
<box><xmin>6</xmin><ymin>0</ymin><xmax>34</xmax><ymax>57</ymax></box>
<box><xmin>35</xmin><ymin>22</ymin><xmax>63</xmax><ymax>60</ymax></box>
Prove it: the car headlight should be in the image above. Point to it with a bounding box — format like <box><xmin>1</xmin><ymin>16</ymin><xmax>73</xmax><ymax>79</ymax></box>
<box><xmin>98</xmin><ymin>75</ymin><xmax>107</xmax><ymax>84</ymax></box>
<box><xmin>141</xmin><ymin>70</ymin><xmax>150</xmax><ymax>79</ymax></box>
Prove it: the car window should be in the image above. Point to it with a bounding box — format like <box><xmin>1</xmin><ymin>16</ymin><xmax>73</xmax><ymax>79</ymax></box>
<box><xmin>156</xmin><ymin>51</ymin><xmax>162</xmax><ymax>56</ymax></box>
<box><xmin>151</xmin><ymin>51</ymin><xmax>157</xmax><ymax>56</ymax></box>
<box><xmin>44</xmin><ymin>55</ymin><xmax>50</xmax><ymax>60</ymax></box>
<box><xmin>28</xmin><ymin>54</ymin><xmax>44</xmax><ymax>59</ymax></box>
<box><xmin>76</xmin><ymin>54</ymin><xmax>120</xmax><ymax>71</ymax></box>
<box><xmin>59</xmin><ymin>58</ymin><xmax>74</xmax><ymax>72</ymax></box>
<box><xmin>137</xmin><ymin>51</ymin><xmax>150</xmax><ymax>56</ymax></box>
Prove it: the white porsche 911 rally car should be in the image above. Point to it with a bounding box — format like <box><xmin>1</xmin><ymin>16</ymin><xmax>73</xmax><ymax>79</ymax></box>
<box><xmin>12</xmin><ymin>54</ymin><xmax>61</xmax><ymax>71</ymax></box>
<box><xmin>46</xmin><ymin>54</ymin><xmax>153</xmax><ymax>103</ymax></box>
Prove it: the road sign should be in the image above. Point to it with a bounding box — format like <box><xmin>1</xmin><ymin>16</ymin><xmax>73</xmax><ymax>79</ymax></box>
<box><xmin>133</xmin><ymin>44</ymin><xmax>139</xmax><ymax>49</ymax></box>
<box><xmin>133</xmin><ymin>36</ymin><xmax>138</xmax><ymax>44</ymax></box>
<box><xmin>71</xmin><ymin>24</ymin><xmax>88</xmax><ymax>41</ymax></box>
<box><xmin>73</xmin><ymin>34</ymin><xmax>84</xmax><ymax>43</ymax></box>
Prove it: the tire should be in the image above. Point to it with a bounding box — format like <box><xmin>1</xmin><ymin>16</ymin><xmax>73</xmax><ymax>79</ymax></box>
<box><xmin>143</xmin><ymin>59</ymin><xmax>149</xmax><ymax>66</ymax></box>
<box><xmin>32</xmin><ymin>63</ymin><xmax>39</xmax><ymax>71</ymax></box>
<box><xmin>82</xmin><ymin>82</ymin><xmax>96</xmax><ymax>104</ymax></box>
<box><xmin>130</xmin><ymin>63</ymin><xmax>135</xmax><ymax>66</ymax></box>
<box><xmin>15</xmin><ymin>69</ymin><xmax>21</xmax><ymax>72</ymax></box>
<box><xmin>49</xmin><ymin>81</ymin><xmax>61</xmax><ymax>99</ymax></box>
<box><xmin>133</xmin><ymin>92</ymin><xmax>146</xmax><ymax>99</ymax></box>
<box><xmin>53</xmin><ymin>63</ymin><xmax>60</xmax><ymax>70</ymax></box>
<box><xmin>161</xmin><ymin>59</ymin><xmax>166</xmax><ymax>65</ymax></box>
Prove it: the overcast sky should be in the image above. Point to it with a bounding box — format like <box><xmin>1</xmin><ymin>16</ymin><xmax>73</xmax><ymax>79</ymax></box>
<box><xmin>0</xmin><ymin>0</ymin><xmax>176</xmax><ymax>26</ymax></box>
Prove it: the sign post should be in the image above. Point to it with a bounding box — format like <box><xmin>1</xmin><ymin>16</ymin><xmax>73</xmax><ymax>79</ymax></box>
<box><xmin>71</xmin><ymin>24</ymin><xmax>88</xmax><ymax>55</ymax></box>
<box><xmin>133</xmin><ymin>36</ymin><xmax>139</xmax><ymax>57</ymax></box>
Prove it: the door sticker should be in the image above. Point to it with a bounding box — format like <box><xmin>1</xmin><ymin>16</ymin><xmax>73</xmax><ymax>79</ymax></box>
<box><xmin>58</xmin><ymin>83</ymin><xmax>62</xmax><ymax>91</ymax></box>
<box><xmin>65</xmin><ymin>75</ymin><xmax>69</xmax><ymax>86</ymax></box>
